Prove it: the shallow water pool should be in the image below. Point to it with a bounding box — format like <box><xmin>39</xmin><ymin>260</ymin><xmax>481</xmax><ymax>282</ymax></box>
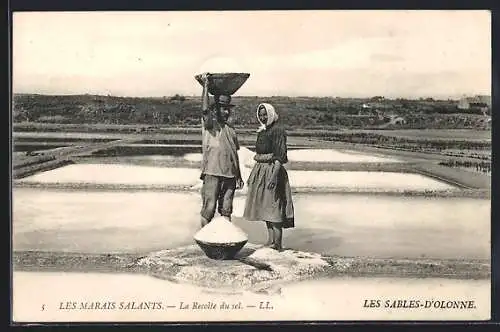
<box><xmin>177</xmin><ymin>148</ymin><xmax>401</xmax><ymax>163</ymax></box>
<box><xmin>17</xmin><ymin>163</ymin><xmax>455</xmax><ymax>192</ymax></box>
<box><xmin>13</xmin><ymin>188</ymin><xmax>489</xmax><ymax>259</ymax></box>
<box><xmin>90</xmin><ymin>147</ymin><xmax>402</xmax><ymax>164</ymax></box>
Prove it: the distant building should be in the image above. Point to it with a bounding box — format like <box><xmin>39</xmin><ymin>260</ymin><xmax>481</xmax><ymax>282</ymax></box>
<box><xmin>361</xmin><ymin>102</ymin><xmax>391</xmax><ymax>110</ymax></box>
<box><xmin>457</xmin><ymin>95</ymin><xmax>491</xmax><ymax>111</ymax></box>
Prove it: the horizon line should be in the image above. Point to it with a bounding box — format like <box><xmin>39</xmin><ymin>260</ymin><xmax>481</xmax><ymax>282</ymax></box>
<box><xmin>12</xmin><ymin>92</ymin><xmax>490</xmax><ymax>101</ymax></box>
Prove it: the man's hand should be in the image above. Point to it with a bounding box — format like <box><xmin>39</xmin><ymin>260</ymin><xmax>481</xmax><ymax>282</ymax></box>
<box><xmin>236</xmin><ymin>178</ymin><xmax>244</xmax><ymax>190</ymax></box>
<box><xmin>200</xmin><ymin>72</ymin><xmax>211</xmax><ymax>84</ymax></box>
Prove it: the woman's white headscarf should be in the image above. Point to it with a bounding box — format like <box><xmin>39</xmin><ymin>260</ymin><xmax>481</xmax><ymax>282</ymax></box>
<box><xmin>256</xmin><ymin>103</ymin><xmax>279</xmax><ymax>132</ymax></box>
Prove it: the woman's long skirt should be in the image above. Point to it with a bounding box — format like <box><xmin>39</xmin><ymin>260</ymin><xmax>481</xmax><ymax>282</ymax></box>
<box><xmin>243</xmin><ymin>162</ymin><xmax>295</xmax><ymax>228</ymax></box>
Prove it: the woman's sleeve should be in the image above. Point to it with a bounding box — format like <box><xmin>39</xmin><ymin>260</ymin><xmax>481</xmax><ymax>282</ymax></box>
<box><xmin>272</xmin><ymin>126</ymin><xmax>288</xmax><ymax>164</ymax></box>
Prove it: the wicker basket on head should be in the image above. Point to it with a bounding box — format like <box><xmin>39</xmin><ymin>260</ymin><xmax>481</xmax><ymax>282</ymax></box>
<box><xmin>195</xmin><ymin>73</ymin><xmax>250</xmax><ymax>96</ymax></box>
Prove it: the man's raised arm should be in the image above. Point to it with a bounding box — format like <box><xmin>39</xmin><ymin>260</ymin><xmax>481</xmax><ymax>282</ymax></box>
<box><xmin>200</xmin><ymin>73</ymin><xmax>213</xmax><ymax>129</ymax></box>
<box><xmin>201</xmin><ymin>73</ymin><xmax>210</xmax><ymax>115</ymax></box>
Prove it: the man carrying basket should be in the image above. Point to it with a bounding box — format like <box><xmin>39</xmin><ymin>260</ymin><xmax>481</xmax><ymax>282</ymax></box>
<box><xmin>198</xmin><ymin>73</ymin><xmax>244</xmax><ymax>228</ymax></box>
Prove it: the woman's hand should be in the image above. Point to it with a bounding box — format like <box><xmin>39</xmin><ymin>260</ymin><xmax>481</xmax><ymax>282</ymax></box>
<box><xmin>267</xmin><ymin>160</ymin><xmax>281</xmax><ymax>190</ymax></box>
<box><xmin>267</xmin><ymin>177</ymin><xmax>277</xmax><ymax>190</ymax></box>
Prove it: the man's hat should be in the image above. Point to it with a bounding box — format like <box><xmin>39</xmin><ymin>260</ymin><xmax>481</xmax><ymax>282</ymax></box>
<box><xmin>215</xmin><ymin>95</ymin><xmax>235</xmax><ymax>107</ymax></box>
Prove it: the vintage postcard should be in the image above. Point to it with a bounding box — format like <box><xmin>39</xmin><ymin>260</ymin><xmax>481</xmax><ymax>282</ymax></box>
<box><xmin>11</xmin><ymin>10</ymin><xmax>491</xmax><ymax>322</ymax></box>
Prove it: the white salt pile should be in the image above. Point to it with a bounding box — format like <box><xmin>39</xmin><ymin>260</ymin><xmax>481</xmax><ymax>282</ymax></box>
<box><xmin>194</xmin><ymin>216</ymin><xmax>248</xmax><ymax>244</ymax></box>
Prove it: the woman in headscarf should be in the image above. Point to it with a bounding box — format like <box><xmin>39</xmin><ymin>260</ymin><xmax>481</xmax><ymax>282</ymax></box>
<box><xmin>243</xmin><ymin>103</ymin><xmax>295</xmax><ymax>251</ymax></box>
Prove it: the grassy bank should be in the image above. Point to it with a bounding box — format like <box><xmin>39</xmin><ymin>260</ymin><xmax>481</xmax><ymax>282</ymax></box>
<box><xmin>13</xmin><ymin>122</ymin><xmax>491</xmax><ymax>139</ymax></box>
<box><xmin>13</xmin><ymin>94</ymin><xmax>491</xmax><ymax>130</ymax></box>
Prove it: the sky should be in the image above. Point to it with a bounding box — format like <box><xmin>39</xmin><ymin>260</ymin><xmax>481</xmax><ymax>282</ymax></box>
<box><xmin>12</xmin><ymin>10</ymin><xmax>491</xmax><ymax>98</ymax></box>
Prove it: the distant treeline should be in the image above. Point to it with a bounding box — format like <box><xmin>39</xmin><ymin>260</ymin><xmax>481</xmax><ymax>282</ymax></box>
<box><xmin>12</xmin><ymin>94</ymin><xmax>491</xmax><ymax>130</ymax></box>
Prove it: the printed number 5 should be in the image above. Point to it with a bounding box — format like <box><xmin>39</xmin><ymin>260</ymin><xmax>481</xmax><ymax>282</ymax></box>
<box><xmin>41</xmin><ymin>304</ymin><xmax>45</xmax><ymax>311</ymax></box>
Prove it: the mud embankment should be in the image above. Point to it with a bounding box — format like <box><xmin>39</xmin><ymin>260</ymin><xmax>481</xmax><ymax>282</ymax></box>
<box><xmin>13</xmin><ymin>245</ymin><xmax>491</xmax><ymax>290</ymax></box>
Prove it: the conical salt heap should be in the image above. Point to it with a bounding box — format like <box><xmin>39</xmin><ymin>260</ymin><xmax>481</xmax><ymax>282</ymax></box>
<box><xmin>194</xmin><ymin>216</ymin><xmax>248</xmax><ymax>260</ymax></box>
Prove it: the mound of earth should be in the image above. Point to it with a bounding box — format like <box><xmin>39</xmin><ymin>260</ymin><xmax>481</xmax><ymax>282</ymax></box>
<box><xmin>135</xmin><ymin>243</ymin><xmax>330</xmax><ymax>294</ymax></box>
